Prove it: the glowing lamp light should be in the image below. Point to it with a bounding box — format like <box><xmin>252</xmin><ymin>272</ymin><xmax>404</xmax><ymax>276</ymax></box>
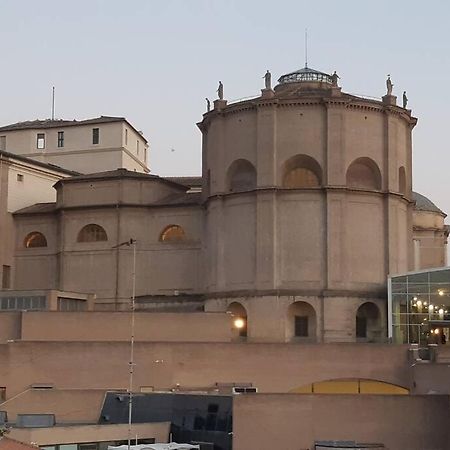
<box><xmin>413</xmin><ymin>296</ymin><xmax>418</xmax><ymax>301</ymax></box>
<box><xmin>233</xmin><ymin>317</ymin><xmax>246</xmax><ymax>329</ymax></box>
<box><xmin>439</xmin><ymin>309</ymin><xmax>444</xmax><ymax>315</ymax></box>
<box><xmin>416</xmin><ymin>300</ymin><xmax>422</xmax><ymax>307</ymax></box>
<box><xmin>424</xmin><ymin>302</ymin><xmax>428</xmax><ymax>306</ymax></box>
<box><xmin>428</xmin><ymin>304</ymin><xmax>434</xmax><ymax>312</ymax></box>
<box><xmin>435</xmin><ymin>328</ymin><xmax>440</xmax><ymax>334</ymax></box>
<box><xmin>438</xmin><ymin>290</ymin><xmax>445</xmax><ymax>297</ymax></box>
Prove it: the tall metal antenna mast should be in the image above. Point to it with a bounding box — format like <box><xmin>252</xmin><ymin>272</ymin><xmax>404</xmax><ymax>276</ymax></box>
<box><xmin>112</xmin><ymin>238</ymin><xmax>137</xmax><ymax>450</ymax></box>
<box><xmin>305</xmin><ymin>28</ymin><xmax>308</xmax><ymax>68</ymax></box>
<box><xmin>128</xmin><ymin>238</ymin><xmax>137</xmax><ymax>450</ymax></box>
<box><xmin>51</xmin><ymin>87</ymin><xmax>55</xmax><ymax>120</ymax></box>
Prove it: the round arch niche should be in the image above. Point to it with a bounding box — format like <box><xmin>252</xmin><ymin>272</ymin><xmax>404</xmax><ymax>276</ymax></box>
<box><xmin>346</xmin><ymin>157</ymin><xmax>382</xmax><ymax>190</ymax></box>
<box><xmin>282</xmin><ymin>154</ymin><xmax>322</xmax><ymax>188</ymax></box>
<box><xmin>287</xmin><ymin>301</ymin><xmax>317</xmax><ymax>342</ymax></box>
<box><xmin>226</xmin><ymin>159</ymin><xmax>257</xmax><ymax>192</ymax></box>
<box><xmin>227</xmin><ymin>301</ymin><xmax>248</xmax><ymax>340</ymax></box>
<box><xmin>356</xmin><ymin>302</ymin><xmax>382</xmax><ymax>343</ymax></box>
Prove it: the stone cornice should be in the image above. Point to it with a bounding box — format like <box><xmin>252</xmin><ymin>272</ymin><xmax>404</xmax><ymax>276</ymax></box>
<box><xmin>205</xmin><ymin>185</ymin><xmax>414</xmax><ymax>205</ymax></box>
<box><xmin>204</xmin><ymin>288</ymin><xmax>388</xmax><ymax>300</ymax></box>
<box><xmin>197</xmin><ymin>95</ymin><xmax>417</xmax><ymax>129</ymax></box>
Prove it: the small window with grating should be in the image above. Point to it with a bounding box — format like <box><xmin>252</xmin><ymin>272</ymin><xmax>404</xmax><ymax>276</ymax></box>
<box><xmin>160</xmin><ymin>224</ymin><xmax>186</xmax><ymax>242</ymax></box>
<box><xmin>77</xmin><ymin>224</ymin><xmax>108</xmax><ymax>242</ymax></box>
<box><xmin>24</xmin><ymin>231</ymin><xmax>47</xmax><ymax>248</ymax></box>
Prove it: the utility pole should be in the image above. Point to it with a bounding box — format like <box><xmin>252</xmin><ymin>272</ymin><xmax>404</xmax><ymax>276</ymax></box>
<box><xmin>112</xmin><ymin>238</ymin><xmax>137</xmax><ymax>450</ymax></box>
<box><xmin>128</xmin><ymin>238</ymin><xmax>136</xmax><ymax>450</ymax></box>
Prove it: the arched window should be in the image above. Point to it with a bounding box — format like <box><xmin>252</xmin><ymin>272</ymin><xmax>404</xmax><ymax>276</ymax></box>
<box><xmin>227</xmin><ymin>302</ymin><xmax>247</xmax><ymax>340</ymax></box>
<box><xmin>160</xmin><ymin>224</ymin><xmax>186</xmax><ymax>242</ymax></box>
<box><xmin>356</xmin><ymin>302</ymin><xmax>382</xmax><ymax>342</ymax></box>
<box><xmin>24</xmin><ymin>231</ymin><xmax>47</xmax><ymax>248</ymax></box>
<box><xmin>77</xmin><ymin>224</ymin><xmax>108</xmax><ymax>243</ymax></box>
<box><xmin>346</xmin><ymin>157</ymin><xmax>382</xmax><ymax>190</ymax></box>
<box><xmin>287</xmin><ymin>301</ymin><xmax>317</xmax><ymax>342</ymax></box>
<box><xmin>282</xmin><ymin>154</ymin><xmax>322</xmax><ymax>188</ymax></box>
<box><xmin>226</xmin><ymin>159</ymin><xmax>256</xmax><ymax>192</ymax></box>
<box><xmin>398</xmin><ymin>166</ymin><xmax>407</xmax><ymax>195</ymax></box>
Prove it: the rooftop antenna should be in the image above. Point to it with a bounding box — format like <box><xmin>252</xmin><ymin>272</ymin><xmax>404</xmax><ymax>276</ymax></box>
<box><xmin>305</xmin><ymin>28</ymin><xmax>308</xmax><ymax>68</ymax></box>
<box><xmin>112</xmin><ymin>238</ymin><xmax>137</xmax><ymax>450</ymax></box>
<box><xmin>51</xmin><ymin>86</ymin><xmax>55</xmax><ymax>120</ymax></box>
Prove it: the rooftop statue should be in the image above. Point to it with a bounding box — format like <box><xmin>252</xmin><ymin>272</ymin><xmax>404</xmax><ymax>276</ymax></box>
<box><xmin>217</xmin><ymin>81</ymin><xmax>224</xmax><ymax>100</ymax></box>
<box><xmin>206</xmin><ymin>98</ymin><xmax>211</xmax><ymax>112</ymax></box>
<box><xmin>386</xmin><ymin>75</ymin><xmax>394</xmax><ymax>96</ymax></box>
<box><xmin>403</xmin><ymin>91</ymin><xmax>408</xmax><ymax>109</ymax></box>
<box><xmin>331</xmin><ymin>71</ymin><xmax>339</xmax><ymax>87</ymax></box>
<box><xmin>263</xmin><ymin>70</ymin><xmax>272</xmax><ymax>90</ymax></box>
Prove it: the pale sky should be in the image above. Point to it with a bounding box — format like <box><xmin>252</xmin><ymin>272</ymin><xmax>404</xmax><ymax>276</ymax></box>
<box><xmin>1</xmin><ymin>0</ymin><xmax>449</xmax><ymax>219</ymax></box>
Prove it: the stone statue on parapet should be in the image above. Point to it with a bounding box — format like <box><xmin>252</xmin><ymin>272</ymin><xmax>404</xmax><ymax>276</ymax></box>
<box><xmin>206</xmin><ymin>98</ymin><xmax>211</xmax><ymax>112</ymax></box>
<box><xmin>403</xmin><ymin>91</ymin><xmax>408</xmax><ymax>109</ymax></box>
<box><xmin>331</xmin><ymin>71</ymin><xmax>339</xmax><ymax>86</ymax></box>
<box><xmin>217</xmin><ymin>81</ymin><xmax>224</xmax><ymax>100</ymax></box>
<box><xmin>263</xmin><ymin>70</ymin><xmax>272</xmax><ymax>90</ymax></box>
<box><xmin>386</xmin><ymin>75</ymin><xmax>394</xmax><ymax>96</ymax></box>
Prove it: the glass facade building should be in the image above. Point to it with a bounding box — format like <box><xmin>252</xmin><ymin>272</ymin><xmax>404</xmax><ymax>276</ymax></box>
<box><xmin>389</xmin><ymin>267</ymin><xmax>450</xmax><ymax>344</ymax></box>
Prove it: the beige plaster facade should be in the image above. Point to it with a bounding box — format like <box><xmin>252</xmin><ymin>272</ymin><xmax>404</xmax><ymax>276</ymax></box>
<box><xmin>0</xmin><ymin>117</ymin><xmax>149</xmax><ymax>174</ymax></box>
<box><xmin>1</xmin><ymin>67</ymin><xmax>450</xmax><ymax>450</ymax></box>
<box><xmin>9</xmin><ymin>423</ymin><xmax>170</xmax><ymax>447</ymax></box>
<box><xmin>0</xmin><ymin>152</ymin><xmax>75</xmax><ymax>291</ymax></box>
<box><xmin>232</xmin><ymin>394</ymin><xmax>450</xmax><ymax>450</ymax></box>
<box><xmin>9</xmin><ymin>69</ymin><xmax>448</xmax><ymax>344</ymax></box>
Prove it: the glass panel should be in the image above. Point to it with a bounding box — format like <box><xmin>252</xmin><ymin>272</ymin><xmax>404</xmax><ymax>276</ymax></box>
<box><xmin>60</xmin><ymin>445</ymin><xmax>77</xmax><ymax>450</ymax></box>
<box><xmin>391</xmin><ymin>269</ymin><xmax>450</xmax><ymax>344</ymax></box>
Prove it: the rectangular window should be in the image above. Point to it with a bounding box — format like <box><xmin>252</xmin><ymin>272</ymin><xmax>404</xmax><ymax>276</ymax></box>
<box><xmin>92</xmin><ymin>128</ymin><xmax>99</xmax><ymax>145</ymax></box>
<box><xmin>36</xmin><ymin>133</ymin><xmax>45</xmax><ymax>149</ymax></box>
<box><xmin>57</xmin><ymin>131</ymin><xmax>64</xmax><ymax>148</ymax></box>
<box><xmin>144</xmin><ymin>147</ymin><xmax>147</xmax><ymax>163</ymax></box>
<box><xmin>17</xmin><ymin>174</ymin><xmax>24</xmax><ymax>182</ymax></box>
<box><xmin>356</xmin><ymin>316</ymin><xmax>367</xmax><ymax>338</ymax></box>
<box><xmin>2</xmin><ymin>265</ymin><xmax>11</xmax><ymax>289</ymax></box>
<box><xmin>0</xmin><ymin>136</ymin><xmax>6</xmax><ymax>151</ymax></box>
<box><xmin>125</xmin><ymin>128</ymin><xmax>128</xmax><ymax>145</ymax></box>
<box><xmin>294</xmin><ymin>315</ymin><xmax>309</xmax><ymax>337</ymax></box>
<box><xmin>0</xmin><ymin>387</ymin><xmax>5</xmax><ymax>402</ymax></box>
<box><xmin>136</xmin><ymin>140</ymin><xmax>140</xmax><ymax>155</ymax></box>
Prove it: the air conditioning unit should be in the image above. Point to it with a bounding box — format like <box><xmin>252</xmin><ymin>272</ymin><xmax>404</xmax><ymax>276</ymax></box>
<box><xmin>232</xmin><ymin>387</ymin><xmax>258</xmax><ymax>394</ymax></box>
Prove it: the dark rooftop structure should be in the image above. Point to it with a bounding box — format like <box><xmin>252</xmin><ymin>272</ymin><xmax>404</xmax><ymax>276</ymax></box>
<box><xmin>278</xmin><ymin>66</ymin><xmax>333</xmax><ymax>85</ymax></box>
<box><xmin>412</xmin><ymin>191</ymin><xmax>446</xmax><ymax>216</ymax></box>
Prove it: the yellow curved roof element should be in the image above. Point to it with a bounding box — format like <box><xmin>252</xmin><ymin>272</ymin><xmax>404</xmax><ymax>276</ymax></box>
<box><xmin>289</xmin><ymin>379</ymin><xmax>409</xmax><ymax>395</ymax></box>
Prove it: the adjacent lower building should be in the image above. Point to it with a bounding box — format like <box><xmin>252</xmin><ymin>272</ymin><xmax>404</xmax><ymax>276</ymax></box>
<box><xmin>0</xmin><ymin>117</ymin><xmax>149</xmax><ymax>174</ymax></box>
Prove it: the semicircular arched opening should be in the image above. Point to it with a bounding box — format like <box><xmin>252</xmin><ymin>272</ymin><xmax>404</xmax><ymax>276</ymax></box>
<box><xmin>356</xmin><ymin>301</ymin><xmax>382</xmax><ymax>342</ymax></box>
<box><xmin>77</xmin><ymin>224</ymin><xmax>108</xmax><ymax>243</ymax></box>
<box><xmin>282</xmin><ymin>154</ymin><xmax>322</xmax><ymax>188</ymax></box>
<box><xmin>160</xmin><ymin>224</ymin><xmax>186</xmax><ymax>242</ymax></box>
<box><xmin>346</xmin><ymin>157</ymin><xmax>382</xmax><ymax>190</ymax></box>
<box><xmin>287</xmin><ymin>301</ymin><xmax>317</xmax><ymax>342</ymax></box>
<box><xmin>24</xmin><ymin>231</ymin><xmax>48</xmax><ymax>248</ymax></box>
<box><xmin>227</xmin><ymin>301</ymin><xmax>248</xmax><ymax>341</ymax></box>
<box><xmin>226</xmin><ymin>159</ymin><xmax>257</xmax><ymax>192</ymax></box>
